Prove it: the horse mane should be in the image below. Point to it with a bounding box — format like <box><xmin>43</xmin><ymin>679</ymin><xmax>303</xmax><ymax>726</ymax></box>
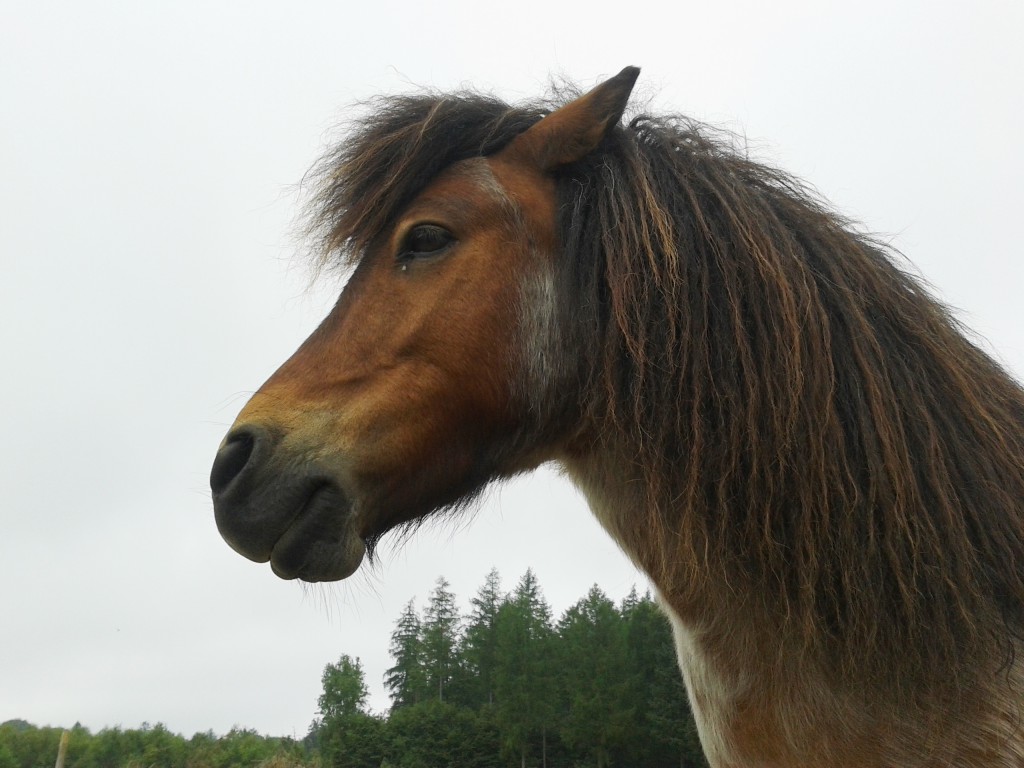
<box><xmin>304</xmin><ymin>90</ymin><xmax>547</xmax><ymax>265</ymax></box>
<box><xmin>563</xmin><ymin>115</ymin><xmax>1024</xmax><ymax>694</ymax></box>
<box><xmin>307</xmin><ymin>86</ymin><xmax>1024</xmax><ymax>695</ymax></box>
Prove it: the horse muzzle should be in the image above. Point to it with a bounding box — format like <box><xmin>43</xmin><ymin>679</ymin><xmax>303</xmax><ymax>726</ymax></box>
<box><xmin>210</xmin><ymin>425</ymin><xmax>366</xmax><ymax>582</ymax></box>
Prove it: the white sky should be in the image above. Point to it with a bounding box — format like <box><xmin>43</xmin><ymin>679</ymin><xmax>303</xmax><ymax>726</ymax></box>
<box><xmin>2</xmin><ymin>0</ymin><xmax>1022</xmax><ymax>740</ymax></box>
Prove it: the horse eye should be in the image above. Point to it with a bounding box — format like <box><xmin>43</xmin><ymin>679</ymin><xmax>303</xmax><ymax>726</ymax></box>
<box><xmin>398</xmin><ymin>225</ymin><xmax>455</xmax><ymax>263</ymax></box>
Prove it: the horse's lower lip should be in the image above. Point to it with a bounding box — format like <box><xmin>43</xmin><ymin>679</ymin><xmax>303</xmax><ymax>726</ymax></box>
<box><xmin>269</xmin><ymin>484</ymin><xmax>366</xmax><ymax>582</ymax></box>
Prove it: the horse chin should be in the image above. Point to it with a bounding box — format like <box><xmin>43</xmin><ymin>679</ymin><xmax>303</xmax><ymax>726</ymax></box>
<box><xmin>270</xmin><ymin>536</ymin><xmax>365</xmax><ymax>583</ymax></box>
<box><xmin>267</xmin><ymin>484</ymin><xmax>367</xmax><ymax>582</ymax></box>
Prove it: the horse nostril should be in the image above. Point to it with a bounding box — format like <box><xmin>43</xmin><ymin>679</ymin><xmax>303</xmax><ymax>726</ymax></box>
<box><xmin>210</xmin><ymin>429</ymin><xmax>258</xmax><ymax>496</ymax></box>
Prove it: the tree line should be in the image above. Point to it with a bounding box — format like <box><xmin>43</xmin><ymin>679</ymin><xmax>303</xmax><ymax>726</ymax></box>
<box><xmin>1</xmin><ymin>569</ymin><xmax>707</xmax><ymax>767</ymax></box>
<box><xmin>0</xmin><ymin>721</ymin><xmax>313</xmax><ymax>768</ymax></box>
<box><xmin>312</xmin><ymin>569</ymin><xmax>706</xmax><ymax>768</ymax></box>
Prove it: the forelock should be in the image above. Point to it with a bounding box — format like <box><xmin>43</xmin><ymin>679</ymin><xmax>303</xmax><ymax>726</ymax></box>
<box><xmin>302</xmin><ymin>91</ymin><xmax>548</xmax><ymax>272</ymax></box>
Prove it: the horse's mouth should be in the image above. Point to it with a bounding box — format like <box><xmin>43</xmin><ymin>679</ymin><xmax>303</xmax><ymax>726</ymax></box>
<box><xmin>214</xmin><ymin>470</ymin><xmax>366</xmax><ymax>583</ymax></box>
<box><xmin>268</xmin><ymin>484</ymin><xmax>367</xmax><ymax>582</ymax></box>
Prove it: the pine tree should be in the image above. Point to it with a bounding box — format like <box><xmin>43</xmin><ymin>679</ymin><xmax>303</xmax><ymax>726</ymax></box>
<box><xmin>494</xmin><ymin>569</ymin><xmax>556</xmax><ymax>768</ymax></box>
<box><xmin>385</xmin><ymin>599</ymin><xmax>427</xmax><ymax>709</ymax></box>
<box><xmin>421</xmin><ymin>576</ymin><xmax>461</xmax><ymax>703</ymax></box>
<box><xmin>460</xmin><ymin>567</ymin><xmax>503</xmax><ymax>707</ymax></box>
<box><xmin>557</xmin><ymin>585</ymin><xmax>633</xmax><ymax>768</ymax></box>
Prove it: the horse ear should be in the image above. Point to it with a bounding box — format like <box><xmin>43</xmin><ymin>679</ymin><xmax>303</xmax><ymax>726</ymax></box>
<box><xmin>504</xmin><ymin>66</ymin><xmax>640</xmax><ymax>172</ymax></box>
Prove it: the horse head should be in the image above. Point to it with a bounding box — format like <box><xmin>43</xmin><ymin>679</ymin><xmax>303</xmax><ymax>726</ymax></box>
<box><xmin>210</xmin><ymin>68</ymin><xmax>640</xmax><ymax>582</ymax></box>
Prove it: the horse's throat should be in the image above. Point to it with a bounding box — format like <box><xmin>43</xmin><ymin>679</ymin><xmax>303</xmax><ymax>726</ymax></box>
<box><xmin>562</xmin><ymin>452</ymin><xmax>860</xmax><ymax>767</ymax></box>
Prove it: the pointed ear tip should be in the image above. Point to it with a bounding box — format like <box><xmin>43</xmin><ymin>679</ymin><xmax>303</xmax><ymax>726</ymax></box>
<box><xmin>618</xmin><ymin>66</ymin><xmax>641</xmax><ymax>83</ymax></box>
<box><xmin>605</xmin><ymin>66</ymin><xmax>640</xmax><ymax>112</ymax></box>
<box><xmin>608</xmin><ymin>66</ymin><xmax>641</xmax><ymax>100</ymax></box>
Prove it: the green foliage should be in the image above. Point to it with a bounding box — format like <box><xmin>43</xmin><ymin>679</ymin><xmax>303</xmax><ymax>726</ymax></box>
<box><xmin>5</xmin><ymin>571</ymin><xmax>706</xmax><ymax>768</ymax></box>
<box><xmin>420</xmin><ymin>577</ymin><xmax>460</xmax><ymax>704</ymax></box>
<box><xmin>318</xmin><ymin>655</ymin><xmax>370</xmax><ymax>720</ymax></box>
<box><xmin>314</xmin><ymin>655</ymin><xmax>382</xmax><ymax>768</ymax></box>
<box><xmin>384</xmin><ymin>600</ymin><xmax>427</xmax><ymax>709</ymax></box>
<box><xmin>356</xmin><ymin>569</ymin><xmax>707</xmax><ymax>767</ymax></box>
<box><xmin>0</xmin><ymin>721</ymin><xmax>62</xmax><ymax>768</ymax></box>
<box><xmin>556</xmin><ymin>586</ymin><xmax>633</xmax><ymax>768</ymax></box>
<box><xmin>384</xmin><ymin>701</ymin><xmax>499</xmax><ymax>768</ymax></box>
<box><xmin>317</xmin><ymin>712</ymin><xmax>382</xmax><ymax>768</ymax></box>
<box><xmin>457</xmin><ymin>568</ymin><xmax>503</xmax><ymax>709</ymax></box>
<box><xmin>0</xmin><ymin>721</ymin><xmax>315</xmax><ymax>768</ymax></box>
<box><xmin>492</xmin><ymin>569</ymin><xmax>556</xmax><ymax>766</ymax></box>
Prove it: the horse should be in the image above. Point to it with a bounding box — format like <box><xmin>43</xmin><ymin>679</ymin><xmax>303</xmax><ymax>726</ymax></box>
<box><xmin>210</xmin><ymin>67</ymin><xmax>1024</xmax><ymax>767</ymax></box>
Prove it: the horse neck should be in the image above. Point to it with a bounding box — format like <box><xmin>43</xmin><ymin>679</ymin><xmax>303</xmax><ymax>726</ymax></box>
<box><xmin>558</xmin><ymin>439</ymin><xmax>723</xmax><ymax>613</ymax></box>
<box><xmin>558</xmin><ymin>443</ymin><xmax>1024</xmax><ymax>768</ymax></box>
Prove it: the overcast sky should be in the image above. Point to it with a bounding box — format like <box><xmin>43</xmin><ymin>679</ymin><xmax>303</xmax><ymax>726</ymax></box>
<box><xmin>2</xmin><ymin>0</ymin><xmax>1022</xmax><ymax>740</ymax></box>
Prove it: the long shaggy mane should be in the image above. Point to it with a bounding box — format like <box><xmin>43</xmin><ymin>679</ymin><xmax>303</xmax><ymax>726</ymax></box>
<box><xmin>307</xmin><ymin>84</ymin><xmax>1024</xmax><ymax>695</ymax></box>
